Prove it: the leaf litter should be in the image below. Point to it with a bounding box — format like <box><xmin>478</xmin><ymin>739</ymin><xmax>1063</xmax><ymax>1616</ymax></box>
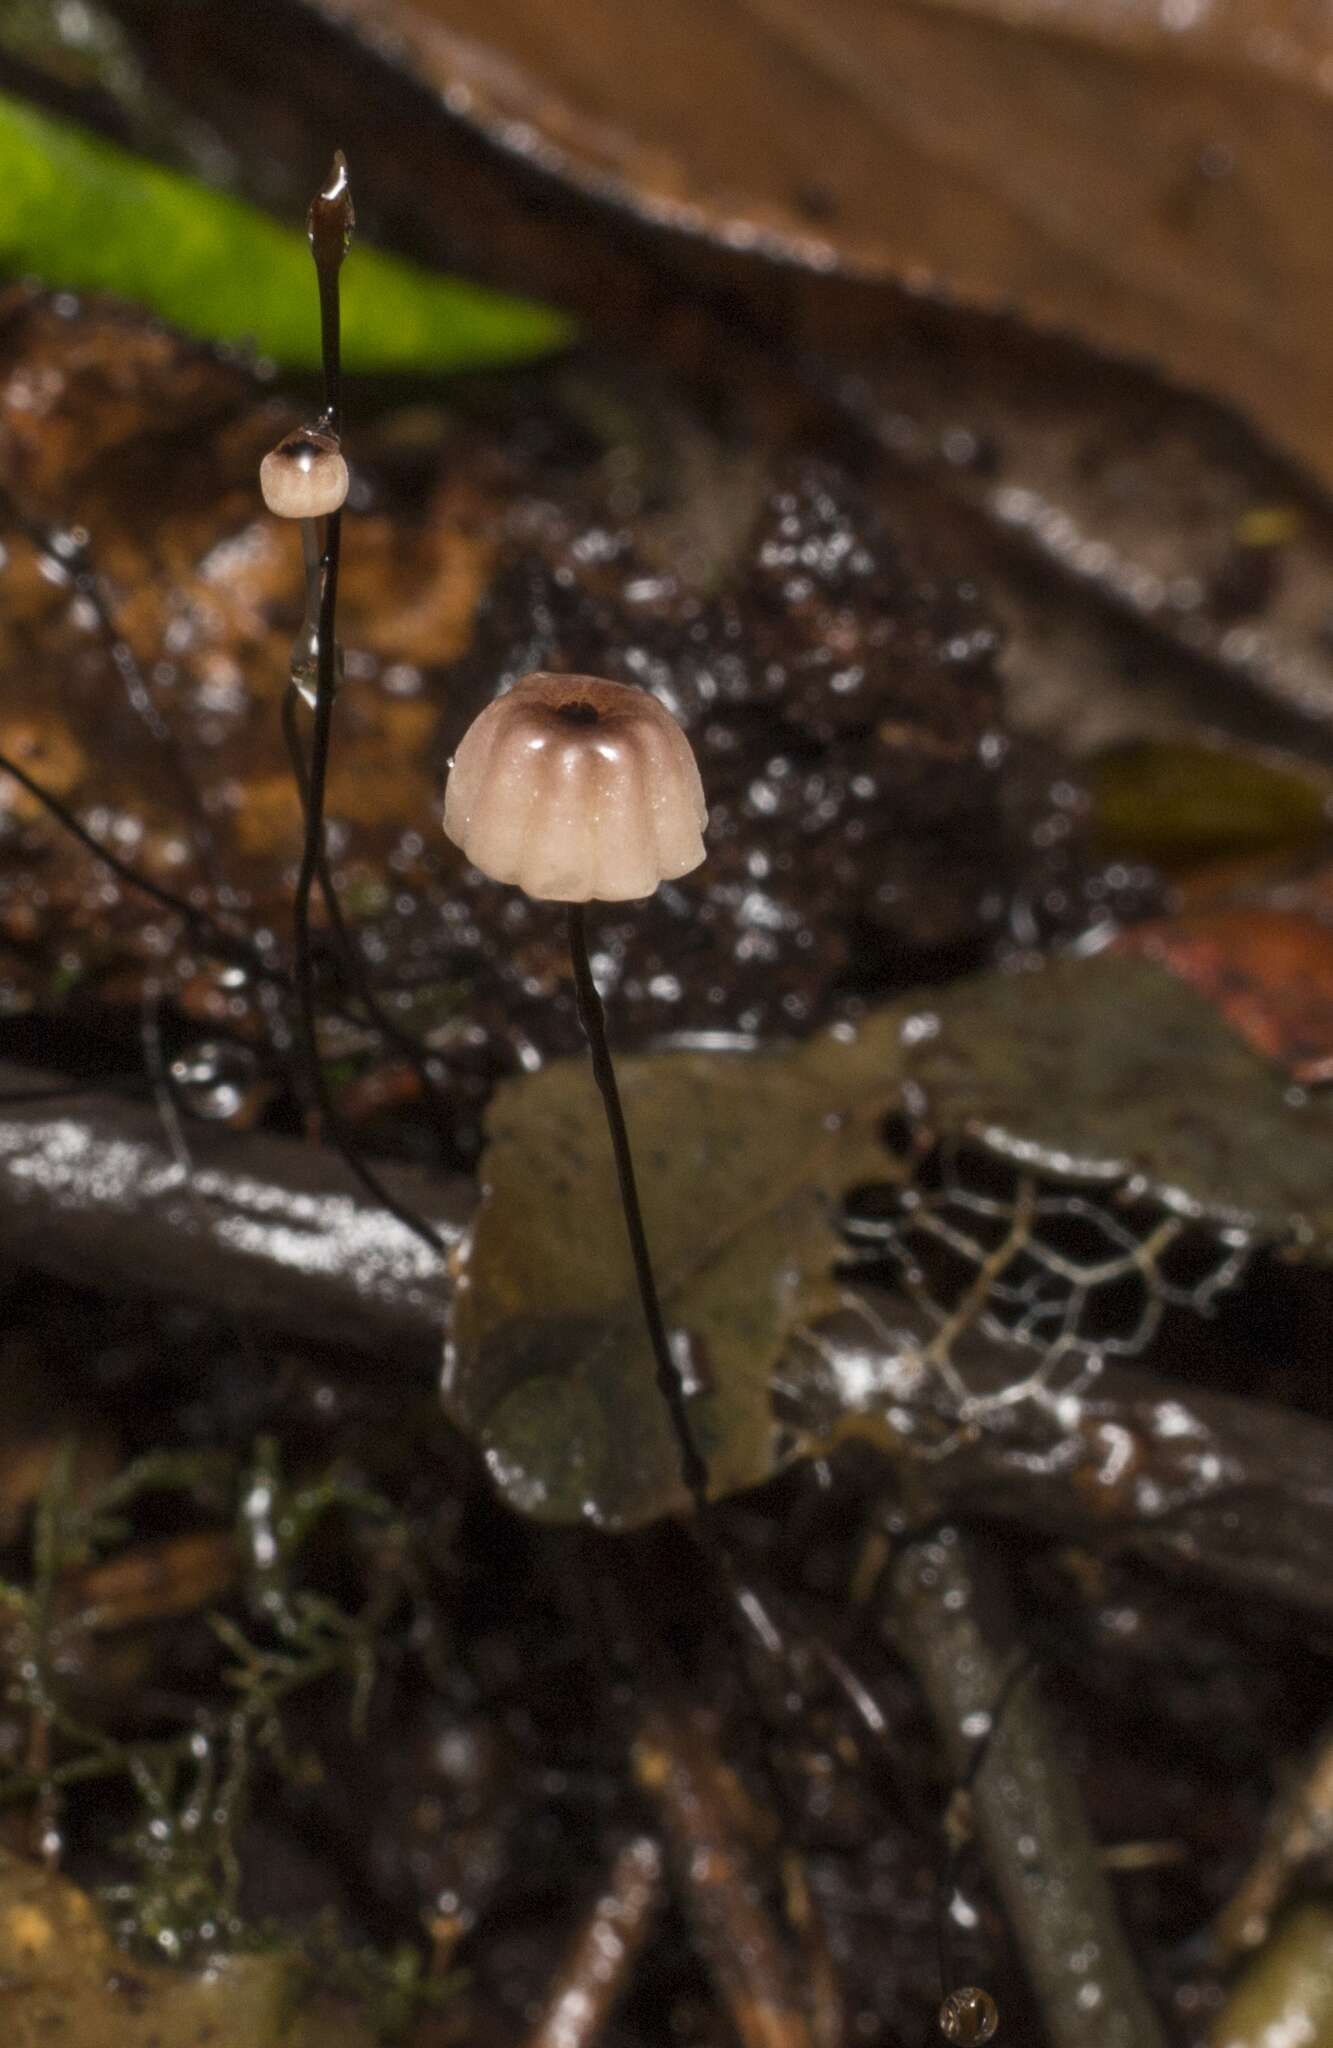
<box><xmin>7</xmin><ymin>19</ymin><xmax>1333</xmax><ymax>2048</ymax></box>
<box><xmin>451</xmin><ymin>952</ymin><xmax>1333</xmax><ymax>1526</ymax></box>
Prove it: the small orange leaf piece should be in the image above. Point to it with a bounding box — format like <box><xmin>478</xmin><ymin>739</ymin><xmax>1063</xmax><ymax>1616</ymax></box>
<box><xmin>1115</xmin><ymin>909</ymin><xmax>1333</xmax><ymax>1086</ymax></box>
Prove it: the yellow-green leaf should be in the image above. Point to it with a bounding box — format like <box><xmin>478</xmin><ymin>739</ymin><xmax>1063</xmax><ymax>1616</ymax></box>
<box><xmin>0</xmin><ymin>91</ymin><xmax>572</xmax><ymax>371</ymax></box>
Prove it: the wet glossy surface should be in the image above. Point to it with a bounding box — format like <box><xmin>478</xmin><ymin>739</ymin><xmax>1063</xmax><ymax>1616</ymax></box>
<box><xmin>0</xmin><ymin>1060</ymin><xmax>463</xmax><ymax>1353</ymax></box>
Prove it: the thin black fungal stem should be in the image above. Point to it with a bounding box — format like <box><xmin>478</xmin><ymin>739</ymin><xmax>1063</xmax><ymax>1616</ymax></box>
<box><xmin>287</xmin><ymin>155</ymin><xmax>444</xmax><ymax>1258</ymax></box>
<box><xmin>566</xmin><ymin>902</ymin><xmax>709</xmax><ymax>1515</ymax></box>
<box><xmin>308</xmin><ymin>150</ymin><xmax>351</xmax><ymax>436</ymax></box>
<box><xmin>0</xmin><ymin>484</ymin><xmax>223</xmax><ymax>895</ymax></box>
<box><xmin>0</xmin><ymin>746</ymin><xmax>277</xmax><ymax>985</ymax></box>
<box><xmin>281</xmin><ymin>675</ymin><xmax>452</xmax><ymax>1137</ymax></box>
<box><xmin>280</xmin><ymin>219</ymin><xmax>448</xmax><ymax>1114</ymax></box>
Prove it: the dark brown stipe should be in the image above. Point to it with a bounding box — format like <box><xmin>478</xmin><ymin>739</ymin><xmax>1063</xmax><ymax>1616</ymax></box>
<box><xmin>286</xmin><ymin>152</ymin><xmax>445</xmax><ymax>1257</ymax></box>
<box><xmin>0</xmin><ymin>745</ymin><xmax>280</xmax><ymax>986</ymax></box>
<box><xmin>567</xmin><ymin>900</ymin><xmax>710</xmax><ymax>1516</ymax></box>
<box><xmin>280</xmin><ymin>686</ymin><xmax>453</xmax><ymax>1140</ymax></box>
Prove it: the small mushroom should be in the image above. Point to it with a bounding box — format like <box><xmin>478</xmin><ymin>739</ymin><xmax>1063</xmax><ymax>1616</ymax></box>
<box><xmin>443</xmin><ymin>671</ymin><xmax>711</xmax><ymax>1511</ymax></box>
<box><xmin>443</xmin><ymin>672</ymin><xmax>706</xmax><ymax>902</ymax></box>
<box><xmin>259</xmin><ymin>426</ymin><xmax>348</xmax><ymax>520</ymax></box>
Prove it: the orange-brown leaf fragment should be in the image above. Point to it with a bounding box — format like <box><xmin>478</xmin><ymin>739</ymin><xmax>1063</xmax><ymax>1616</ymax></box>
<box><xmin>1116</xmin><ymin>909</ymin><xmax>1333</xmax><ymax>1086</ymax></box>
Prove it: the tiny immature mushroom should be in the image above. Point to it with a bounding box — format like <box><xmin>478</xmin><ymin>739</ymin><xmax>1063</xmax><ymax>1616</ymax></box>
<box><xmin>444</xmin><ymin>670</ymin><xmax>710</xmax><ymax>1508</ymax></box>
<box><xmin>259</xmin><ymin>425</ymin><xmax>349</xmax><ymax>707</ymax></box>
<box><xmin>259</xmin><ymin>426</ymin><xmax>348</xmax><ymax>520</ymax></box>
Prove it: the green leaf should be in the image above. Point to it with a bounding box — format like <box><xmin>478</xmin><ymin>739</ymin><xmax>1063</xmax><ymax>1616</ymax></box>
<box><xmin>0</xmin><ymin>91</ymin><xmax>573</xmax><ymax>371</ymax></box>
<box><xmin>1092</xmin><ymin>737</ymin><xmax>1333</xmax><ymax>868</ymax></box>
<box><xmin>449</xmin><ymin>955</ymin><xmax>1333</xmax><ymax>1529</ymax></box>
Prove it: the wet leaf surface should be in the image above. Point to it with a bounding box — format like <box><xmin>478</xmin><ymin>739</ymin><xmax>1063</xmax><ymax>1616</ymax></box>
<box><xmin>1115</xmin><ymin>909</ymin><xmax>1333</xmax><ymax>1086</ymax></box>
<box><xmin>449</xmin><ymin>1024</ymin><xmax>889</xmax><ymax>1524</ymax></box>
<box><xmin>0</xmin><ymin>287</ymin><xmax>1120</xmax><ymax>1160</ymax></box>
<box><xmin>157</xmin><ymin>0</ymin><xmax>1333</xmax><ymax>491</ymax></box>
<box><xmin>1209</xmin><ymin>1903</ymin><xmax>1333</xmax><ymax>2048</ymax></box>
<box><xmin>1092</xmin><ymin>739</ymin><xmax>1333</xmax><ymax>868</ymax></box>
<box><xmin>451</xmin><ymin>952</ymin><xmax>1333</xmax><ymax>1526</ymax></box>
<box><xmin>3</xmin><ymin>18</ymin><xmax>1333</xmax><ymax>2045</ymax></box>
<box><xmin>896</xmin><ymin>955</ymin><xmax>1333</xmax><ymax>1234</ymax></box>
<box><xmin>70</xmin><ymin>0</ymin><xmax>1333</xmax><ymax>746</ymax></box>
<box><xmin>850</xmin><ymin>343</ymin><xmax>1333</xmax><ymax>738</ymax></box>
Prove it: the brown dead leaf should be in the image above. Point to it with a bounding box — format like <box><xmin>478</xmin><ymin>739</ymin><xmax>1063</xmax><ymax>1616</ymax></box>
<box><xmin>303</xmin><ymin>0</ymin><xmax>1333</xmax><ymax>484</ymax></box>
<box><xmin>2</xmin><ymin>286</ymin><xmax>1098</xmax><ymax>1150</ymax></box>
<box><xmin>107</xmin><ymin>1</ymin><xmax>1333</xmax><ymax>730</ymax></box>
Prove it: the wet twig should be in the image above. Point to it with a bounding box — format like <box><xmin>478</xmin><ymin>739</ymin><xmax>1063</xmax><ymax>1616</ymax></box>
<box><xmin>1214</xmin><ymin>1714</ymin><xmax>1333</xmax><ymax>1959</ymax></box>
<box><xmin>884</xmin><ymin>1524</ymin><xmax>1169</xmax><ymax>2048</ymax></box>
<box><xmin>0</xmin><ymin>1059</ymin><xmax>461</xmax><ymax>1354</ymax></box>
<box><xmin>632</xmin><ymin>1694</ymin><xmax>814</xmax><ymax>2048</ymax></box>
<box><xmin>520</xmin><ymin>1834</ymin><xmax>666</xmax><ymax>2048</ymax></box>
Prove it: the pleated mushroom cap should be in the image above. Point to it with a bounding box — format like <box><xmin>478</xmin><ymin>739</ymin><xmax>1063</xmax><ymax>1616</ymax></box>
<box><xmin>260</xmin><ymin>426</ymin><xmax>349</xmax><ymax>519</ymax></box>
<box><xmin>443</xmin><ymin>673</ymin><xmax>707</xmax><ymax>902</ymax></box>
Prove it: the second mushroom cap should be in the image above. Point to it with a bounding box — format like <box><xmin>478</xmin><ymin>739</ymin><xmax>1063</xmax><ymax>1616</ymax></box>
<box><xmin>260</xmin><ymin>426</ymin><xmax>349</xmax><ymax>520</ymax></box>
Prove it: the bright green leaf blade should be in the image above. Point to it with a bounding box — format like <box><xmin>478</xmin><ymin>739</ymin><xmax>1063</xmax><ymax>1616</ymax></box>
<box><xmin>0</xmin><ymin>91</ymin><xmax>573</xmax><ymax>371</ymax></box>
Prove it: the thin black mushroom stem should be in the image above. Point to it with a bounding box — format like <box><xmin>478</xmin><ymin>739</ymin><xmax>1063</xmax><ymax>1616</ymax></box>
<box><xmin>443</xmin><ymin>670</ymin><xmax>711</xmax><ymax>1512</ymax></box>
<box><xmin>566</xmin><ymin>902</ymin><xmax>708</xmax><ymax>1511</ymax></box>
<box><xmin>259</xmin><ymin>153</ymin><xmax>444</xmax><ymax>1257</ymax></box>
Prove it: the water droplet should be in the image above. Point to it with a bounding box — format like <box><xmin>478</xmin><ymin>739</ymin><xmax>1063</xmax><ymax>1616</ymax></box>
<box><xmin>289</xmin><ymin>518</ymin><xmax>343</xmax><ymax>706</ymax></box>
<box><xmin>938</xmin><ymin>1986</ymin><xmax>999</xmax><ymax>2043</ymax></box>
<box><xmin>289</xmin><ymin>625</ymin><xmax>344</xmax><ymax>708</ymax></box>
<box><xmin>169</xmin><ymin>1040</ymin><xmax>261</xmax><ymax>1122</ymax></box>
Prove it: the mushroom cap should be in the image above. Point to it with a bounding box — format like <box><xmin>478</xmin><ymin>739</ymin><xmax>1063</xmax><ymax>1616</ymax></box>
<box><xmin>259</xmin><ymin>426</ymin><xmax>349</xmax><ymax>519</ymax></box>
<box><xmin>443</xmin><ymin>672</ymin><xmax>707</xmax><ymax>902</ymax></box>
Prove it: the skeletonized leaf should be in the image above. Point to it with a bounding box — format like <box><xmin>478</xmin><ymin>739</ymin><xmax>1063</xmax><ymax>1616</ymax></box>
<box><xmin>449</xmin><ymin>955</ymin><xmax>1333</xmax><ymax>1526</ymax></box>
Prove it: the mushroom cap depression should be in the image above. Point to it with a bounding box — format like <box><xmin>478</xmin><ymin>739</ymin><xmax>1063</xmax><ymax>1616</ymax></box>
<box><xmin>443</xmin><ymin>673</ymin><xmax>707</xmax><ymax>902</ymax></box>
<box><xmin>260</xmin><ymin>426</ymin><xmax>349</xmax><ymax>519</ymax></box>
